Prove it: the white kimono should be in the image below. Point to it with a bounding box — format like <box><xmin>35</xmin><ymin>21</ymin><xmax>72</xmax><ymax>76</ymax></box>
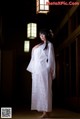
<box><xmin>26</xmin><ymin>41</ymin><xmax>56</xmax><ymax>112</ymax></box>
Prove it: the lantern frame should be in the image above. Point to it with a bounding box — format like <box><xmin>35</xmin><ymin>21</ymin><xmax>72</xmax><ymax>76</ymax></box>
<box><xmin>27</xmin><ymin>23</ymin><xmax>37</xmax><ymax>39</ymax></box>
<box><xmin>36</xmin><ymin>0</ymin><xmax>49</xmax><ymax>14</ymax></box>
<box><xmin>24</xmin><ymin>41</ymin><xmax>30</xmax><ymax>52</ymax></box>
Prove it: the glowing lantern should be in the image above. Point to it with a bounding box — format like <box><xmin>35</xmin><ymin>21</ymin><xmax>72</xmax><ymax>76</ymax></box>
<box><xmin>36</xmin><ymin>0</ymin><xmax>49</xmax><ymax>14</ymax></box>
<box><xmin>27</xmin><ymin>23</ymin><xmax>37</xmax><ymax>39</ymax></box>
<box><xmin>24</xmin><ymin>41</ymin><xmax>30</xmax><ymax>52</ymax></box>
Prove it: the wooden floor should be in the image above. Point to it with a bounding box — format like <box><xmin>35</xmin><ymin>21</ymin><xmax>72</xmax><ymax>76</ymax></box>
<box><xmin>12</xmin><ymin>108</ymin><xmax>80</xmax><ymax>119</ymax></box>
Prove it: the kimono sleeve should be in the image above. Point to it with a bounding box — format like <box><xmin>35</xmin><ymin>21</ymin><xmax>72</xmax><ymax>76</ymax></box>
<box><xmin>26</xmin><ymin>49</ymin><xmax>34</xmax><ymax>73</ymax></box>
<box><xmin>48</xmin><ymin>43</ymin><xmax>56</xmax><ymax>79</ymax></box>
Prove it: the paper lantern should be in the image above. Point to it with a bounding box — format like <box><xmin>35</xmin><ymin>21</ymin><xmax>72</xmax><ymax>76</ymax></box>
<box><xmin>24</xmin><ymin>41</ymin><xmax>30</xmax><ymax>52</ymax></box>
<box><xmin>36</xmin><ymin>0</ymin><xmax>49</xmax><ymax>14</ymax></box>
<box><xmin>27</xmin><ymin>23</ymin><xmax>37</xmax><ymax>39</ymax></box>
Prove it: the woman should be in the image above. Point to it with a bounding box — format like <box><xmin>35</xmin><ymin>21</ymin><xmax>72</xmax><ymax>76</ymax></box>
<box><xmin>26</xmin><ymin>29</ymin><xmax>56</xmax><ymax>118</ymax></box>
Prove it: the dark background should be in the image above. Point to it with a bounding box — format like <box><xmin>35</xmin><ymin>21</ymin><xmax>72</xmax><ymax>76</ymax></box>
<box><xmin>0</xmin><ymin>0</ymin><xmax>80</xmax><ymax>112</ymax></box>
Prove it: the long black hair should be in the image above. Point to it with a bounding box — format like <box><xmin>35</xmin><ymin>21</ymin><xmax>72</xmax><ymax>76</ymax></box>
<box><xmin>39</xmin><ymin>29</ymin><xmax>54</xmax><ymax>50</ymax></box>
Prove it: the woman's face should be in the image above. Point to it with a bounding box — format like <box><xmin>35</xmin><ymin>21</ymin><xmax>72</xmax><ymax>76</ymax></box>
<box><xmin>39</xmin><ymin>33</ymin><xmax>46</xmax><ymax>42</ymax></box>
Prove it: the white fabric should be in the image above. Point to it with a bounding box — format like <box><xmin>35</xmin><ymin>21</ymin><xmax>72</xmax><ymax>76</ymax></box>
<box><xmin>26</xmin><ymin>41</ymin><xmax>56</xmax><ymax>112</ymax></box>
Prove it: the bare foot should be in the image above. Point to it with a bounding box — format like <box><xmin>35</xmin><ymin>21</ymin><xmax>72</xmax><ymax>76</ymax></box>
<box><xmin>40</xmin><ymin>113</ymin><xmax>48</xmax><ymax>118</ymax></box>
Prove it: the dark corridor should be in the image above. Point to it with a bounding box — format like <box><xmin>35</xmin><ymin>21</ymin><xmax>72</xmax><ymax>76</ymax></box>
<box><xmin>0</xmin><ymin>1</ymin><xmax>80</xmax><ymax>118</ymax></box>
